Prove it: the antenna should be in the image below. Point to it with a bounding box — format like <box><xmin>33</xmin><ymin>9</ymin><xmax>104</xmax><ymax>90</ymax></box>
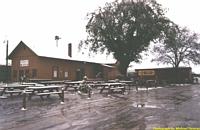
<box><xmin>55</xmin><ymin>35</ymin><xmax>61</xmax><ymax>47</ymax></box>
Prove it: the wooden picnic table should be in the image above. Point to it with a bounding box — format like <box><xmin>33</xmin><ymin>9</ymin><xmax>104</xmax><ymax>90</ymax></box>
<box><xmin>22</xmin><ymin>82</ymin><xmax>42</xmax><ymax>86</ymax></box>
<box><xmin>119</xmin><ymin>80</ymin><xmax>135</xmax><ymax>91</ymax></box>
<box><xmin>40</xmin><ymin>80</ymin><xmax>65</xmax><ymax>85</ymax></box>
<box><xmin>0</xmin><ymin>84</ymin><xmax>30</xmax><ymax>98</ymax></box>
<box><xmin>134</xmin><ymin>79</ymin><xmax>157</xmax><ymax>91</ymax></box>
<box><xmin>28</xmin><ymin>79</ymin><xmax>52</xmax><ymax>83</ymax></box>
<box><xmin>99</xmin><ymin>82</ymin><xmax>126</xmax><ymax>94</ymax></box>
<box><xmin>119</xmin><ymin>80</ymin><xmax>134</xmax><ymax>84</ymax></box>
<box><xmin>64</xmin><ymin>81</ymin><xmax>83</xmax><ymax>91</ymax></box>
<box><xmin>21</xmin><ymin>85</ymin><xmax>65</xmax><ymax>110</ymax></box>
<box><xmin>64</xmin><ymin>81</ymin><xmax>93</xmax><ymax>99</ymax></box>
<box><xmin>145</xmin><ymin>80</ymin><xmax>157</xmax><ymax>89</ymax></box>
<box><xmin>26</xmin><ymin>85</ymin><xmax>64</xmax><ymax>99</ymax></box>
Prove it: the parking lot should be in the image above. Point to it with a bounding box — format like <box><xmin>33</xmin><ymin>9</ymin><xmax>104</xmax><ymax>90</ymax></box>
<box><xmin>1</xmin><ymin>84</ymin><xmax>200</xmax><ymax>130</ymax></box>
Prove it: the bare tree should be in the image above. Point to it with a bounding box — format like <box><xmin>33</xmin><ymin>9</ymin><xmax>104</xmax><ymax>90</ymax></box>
<box><xmin>152</xmin><ymin>24</ymin><xmax>200</xmax><ymax>68</ymax></box>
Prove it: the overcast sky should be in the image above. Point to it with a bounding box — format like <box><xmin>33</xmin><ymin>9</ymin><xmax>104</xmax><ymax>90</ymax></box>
<box><xmin>1</xmin><ymin>0</ymin><xmax>200</xmax><ymax>73</ymax></box>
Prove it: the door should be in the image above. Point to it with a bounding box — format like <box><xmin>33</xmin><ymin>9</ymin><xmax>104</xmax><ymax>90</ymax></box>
<box><xmin>19</xmin><ymin>70</ymin><xmax>24</xmax><ymax>81</ymax></box>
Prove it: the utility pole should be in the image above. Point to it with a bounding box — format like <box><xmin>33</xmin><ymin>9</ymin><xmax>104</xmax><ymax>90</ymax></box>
<box><xmin>3</xmin><ymin>39</ymin><xmax>9</xmax><ymax>82</ymax></box>
<box><xmin>3</xmin><ymin>39</ymin><xmax>8</xmax><ymax>66</ymax></box>
<box><xmin>6</xmin><ymin>40</ymin><xmax>8</xmax><ymax>67</ymax></box>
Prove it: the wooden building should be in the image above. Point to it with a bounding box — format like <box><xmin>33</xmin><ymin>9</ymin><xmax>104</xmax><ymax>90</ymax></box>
<box><xmin>135</xmin><ymin>67</ymin><xmax>193</xmax><ymax>84</ymax></box>
<box><xmin>8</xmin><ymin>41</ymin><xmax>119</xmax><ymax>82</ymax></box>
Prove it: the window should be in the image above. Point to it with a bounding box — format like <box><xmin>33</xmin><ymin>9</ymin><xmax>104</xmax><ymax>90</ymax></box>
<box><xmin>52</xmin><ymin>66</ymin><xmax>59</xmax><ymax>78</ymax></box>
<box><xmin>64</xmin><ymin>71</ymin><xmax>68</xmax><ymax>78</ymax></box>
<box><xmin>53</xmin><ymin>70</ymin><xmax>58</xmax><ymax>78</ymax></box>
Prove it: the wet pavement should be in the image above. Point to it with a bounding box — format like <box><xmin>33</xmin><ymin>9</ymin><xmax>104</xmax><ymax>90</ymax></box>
<box><xmin>1</xmin><ymin>84</ymin><xmax>200</xmax><ymax>130</ymax></box>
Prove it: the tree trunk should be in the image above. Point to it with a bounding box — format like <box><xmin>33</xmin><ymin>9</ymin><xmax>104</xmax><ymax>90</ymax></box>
<box><xmin>116</xmin><ymin>60</ymin><xmax>130</xmax><ymax>79</ymax></box>
<box><xmin>175</xmin><ymin>63</ymin><xmax>179</xmax><ymax>68</ymax></box>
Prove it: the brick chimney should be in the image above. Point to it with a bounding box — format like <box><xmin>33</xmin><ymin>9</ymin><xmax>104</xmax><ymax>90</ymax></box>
<box><xmin>68</xmin><ymin>43</ymin><xmax>72</xmax><ymax>57</ymax></box>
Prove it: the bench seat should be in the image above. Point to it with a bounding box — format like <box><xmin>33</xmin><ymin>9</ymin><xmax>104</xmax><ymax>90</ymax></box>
<box><xmin>110</xmin><ymin>87</ymin><xmax>125</xmax><ymax>90</ymax></box>
<box><xmin>36</xmin><ymin>91</ymin><xmax>62</xmax><ymax>96</ymax></box>
<box><xmin>5</xmin><ymin>90</ymin><xmax>23</xmax><ymax>93</ymax></box>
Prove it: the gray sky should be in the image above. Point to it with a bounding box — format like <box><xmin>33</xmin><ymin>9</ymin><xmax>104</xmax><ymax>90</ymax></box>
<box><xmin>1</xmin><ymin>0</ymin><xmax>200</xmax><ymax>73</ymax></box>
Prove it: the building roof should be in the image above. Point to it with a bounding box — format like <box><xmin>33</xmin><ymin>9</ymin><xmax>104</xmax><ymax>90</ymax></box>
<box><xmin>9</xmin><ymin>41</ymin><xmax>37</xmax><ymax>58</ymax></box>
<box><xmin>135</xmin><ymin>67</ymin><xmax>192</xmax><ymax>71</ymax></box>
<box><xmin>8</xmin><ymin>41</ymin><xmax>116</xmax><ymax>66</ymax></box>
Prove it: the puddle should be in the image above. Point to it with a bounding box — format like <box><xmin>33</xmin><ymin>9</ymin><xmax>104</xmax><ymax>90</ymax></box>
<box><xmin>145</xmin><ymin>115</ymin><xmax>159</xmax><ymax>121</ymax></box>
<box><xmin>137</xmin><ymin>87</ymin><xmax>163</xmax><ymax>91</ymax></box>
<box><xmin>132</xmin><ymin>103</ymin><xmax>161</xmax><ymax>108</ymax></box>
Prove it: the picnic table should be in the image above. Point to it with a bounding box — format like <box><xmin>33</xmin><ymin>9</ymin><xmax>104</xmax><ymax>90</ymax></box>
<box><xmin>0</xmin><ymin>84</ymin><xmax>30</xmax><ymax>98</ymax></box>
<box><xmin>64</xmin><ymin>81</ymin><xmax>83</xmax><ymax>91</ymax></box>
<box><xmin>26</xmin><ymin>85</ymin><xmax>64</xmax><ymax>100</ymax></box>
<box><xmin>145</xmin><ymin>80</ymin><xmax>157</xmax><ymax>89</ymax></box>
<box><xmin>119</xmin><ymin>80</ymin><xmax>135</xmax><ymax>91</ymax></box>
<box><xmin>64</xmin><ymin>81</ymin><xmax>94</xmax><ymax>99</ymax></box>
<box><xmin>22</xmin><ymin>82</ymin><xmax>42</xmax><ymax>86</ymax></box>
<box><xmin>28</xmin><ymin>79</ymin><xmax>52</xmax><ymax>83</ymax></box>
<box><xmin>87</xmin><ymin>81</ymin><xmax>105</xmax><ymax>88</ymax></box>
<box><xmin>40</xmin><ymin>80</ymin><xmax>65</xmax><ymax>85</ymax></box>
<box><xmin>134</xmin><ymin>79</ymin><xmax>157</xmax><ymax>91</ymax></box>
<box><xmin>21</xmin><ymin>85</ymin><xmax>65</xmax><ymax>110</ymax></box>
<box><xmin>99</xmin><ymin>82</ymin><xmax>126</xmax><ymax>94</ymax></box>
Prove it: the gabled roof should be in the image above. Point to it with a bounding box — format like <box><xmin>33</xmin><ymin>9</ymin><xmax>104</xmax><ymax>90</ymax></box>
<box><xmin>8</xmin><ymin>41</ymin><xmax>37</xmax><ymax>58</ymax></box>
<box><xmin>8</xmin><ymin>41</ymin><xmax>116</xmax><ymax>65</ymax></box>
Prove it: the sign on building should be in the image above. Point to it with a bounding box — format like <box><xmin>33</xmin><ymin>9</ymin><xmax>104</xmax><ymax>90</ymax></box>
<box><xmin>20</xmin><ymin>60</ymin><xmax>29</xmax><ymax>67</ymax></box>
<box><xmin>138</xmin><ymin>70</ymin><xmax>155</xmax><ymax>76</ymax></box>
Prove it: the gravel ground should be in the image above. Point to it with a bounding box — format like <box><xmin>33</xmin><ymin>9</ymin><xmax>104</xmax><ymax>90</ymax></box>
<box><xmin>0</xmin><ymin>84</ymin><xmax>200</xmax><ymax>130</ymax></box>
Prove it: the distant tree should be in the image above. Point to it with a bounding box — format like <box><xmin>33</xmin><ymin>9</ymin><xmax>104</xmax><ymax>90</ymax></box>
<box><xmin>152</xmin><ymin>24</ymin><xmax>200</xmax><ymax>68</ymax></box>
<box><xmin>79</xmin><ymin>0</ymin><xmax>169</xmax><ymax>76</ymax></box>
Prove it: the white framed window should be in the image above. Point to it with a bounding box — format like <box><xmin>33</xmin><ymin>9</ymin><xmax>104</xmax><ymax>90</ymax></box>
<box><xmin>64</xmin><ymin>71</ymin><xmax>68</xmax><ymax>78</ymax></box>
<box><xmin>53</xmin><ymin>70</ymin><xmax>58</xmax><ymax>78</ymax></box>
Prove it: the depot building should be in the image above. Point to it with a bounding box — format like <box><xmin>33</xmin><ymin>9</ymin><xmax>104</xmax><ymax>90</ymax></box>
<box><xmin>135</xmin><ymin>67</ymin><xmax>193</xmax><ymax>83</ymax></box>
<box><xmin>8</xmin><ymin>41</ymin><xmax>119</xmax><ymax>82</ymax></box>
